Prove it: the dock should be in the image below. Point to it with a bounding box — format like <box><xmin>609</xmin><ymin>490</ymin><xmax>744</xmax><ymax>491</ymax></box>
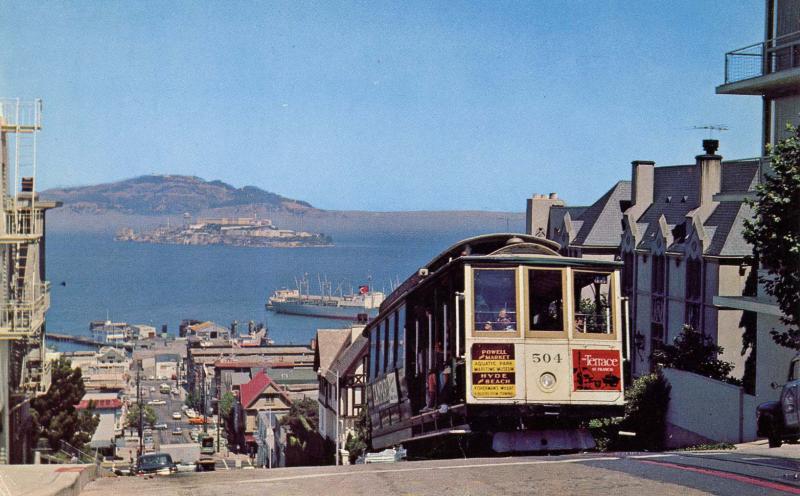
<box><xmin>46</xmin><ymin>332</ymin><xmax>132</xmax><ymax>349</ymax></box>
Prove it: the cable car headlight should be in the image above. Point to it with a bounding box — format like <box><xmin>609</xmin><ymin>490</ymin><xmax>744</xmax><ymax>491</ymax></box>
<box><xmin>539</xmin><ymin>372</ymin><xmax>557</xmax><ymax>391</ymax></box>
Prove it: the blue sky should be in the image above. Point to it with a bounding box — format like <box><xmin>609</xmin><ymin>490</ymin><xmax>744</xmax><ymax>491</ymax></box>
<box><xmin>0</xmin><ymin>1</ymin><xmax>764</xmax><ymax>211</ymax></box>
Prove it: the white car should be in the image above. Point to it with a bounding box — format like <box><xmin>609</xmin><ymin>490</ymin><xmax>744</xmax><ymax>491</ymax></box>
<box><xmin>172</xmin><ymin>412</ymin><xmax>182</xmax><ymax>420</ymax></box>
<box><xmin>147</xmin><ymin>399</ymin><xmax>166</xmax><ymax>406</ymax></box>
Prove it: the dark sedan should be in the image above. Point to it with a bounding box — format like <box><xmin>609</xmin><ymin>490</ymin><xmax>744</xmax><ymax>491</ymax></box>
<box><xmin>136</xmin><ymin>453</ymin><xmax>177</xmax><ymax>475</ymax></box>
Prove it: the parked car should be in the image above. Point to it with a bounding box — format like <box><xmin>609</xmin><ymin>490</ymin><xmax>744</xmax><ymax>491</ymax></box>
<box><xmin>757</xmin><ymin>354</ymin><xmax>800</xmax><ymax>447</ymax></box>
<box><xmin>136</xmin><ymin>453</ymin><xmax>177</xmax><ymax>475</ymax></box>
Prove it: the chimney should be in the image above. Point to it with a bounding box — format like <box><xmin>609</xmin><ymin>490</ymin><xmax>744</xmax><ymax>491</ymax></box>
<box><xmin>696</xmin><ymin>140</ymin><xmax>722</xmax><ymax>219</ymax></box>
<box><xmin>526</xmin><ymin>193</ymin><xmax>565</xmax><ymax>238</ymax></box>
<box><xmin>631</xmin><ymin>161</ymin><xmax>654</xmax><ymax>208</ymax></box>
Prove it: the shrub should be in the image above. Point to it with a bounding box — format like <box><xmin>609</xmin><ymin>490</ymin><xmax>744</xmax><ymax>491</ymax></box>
<box><xmin>622</xmin><ymin>372</ymin><xmax>671</xmax><ymax>451</ymax></box>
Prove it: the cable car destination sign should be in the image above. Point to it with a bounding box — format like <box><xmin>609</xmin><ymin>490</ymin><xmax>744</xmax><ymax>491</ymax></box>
<box><xmin>471</xmin><ymin>343</ymin><xmax>516</xmax><ymax>398</ymax></box>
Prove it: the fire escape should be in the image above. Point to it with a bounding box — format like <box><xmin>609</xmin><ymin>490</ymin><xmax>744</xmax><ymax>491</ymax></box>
<box><xmin>0</xmin><ymin>99</ymin><xmax>53</xmax><ymax>395</ymax></box>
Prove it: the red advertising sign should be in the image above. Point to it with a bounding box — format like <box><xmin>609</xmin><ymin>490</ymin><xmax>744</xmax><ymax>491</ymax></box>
<box><xmin>572</xmin><ymin>349</ymin><xmax>622</xmax><ymax>391</ymax></box>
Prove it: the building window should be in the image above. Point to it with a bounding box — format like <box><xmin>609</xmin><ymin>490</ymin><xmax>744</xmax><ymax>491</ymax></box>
<box><xmin>685</xmin><ymin>258</ymin><xmax>702</xmax><ymax>330</ymax></box>
<box><xmin>650</xmin><ymin>322</ymin><xmax>664</xmax><ymax>371</ymax></box>
<box><xmin>397</xmin><ymin>306</ymin><xmax>406</xmax><ymax>369</ymax></box>
<box><xmin>383</xmin><ymin>319</ymin><xmax>391</xmax><ymax>372</ymax></box>
<box><xmin>622</xmin><ymin>251</ymin><xmax>634</xmax><ymax>296</ymax></box>
<box><xmin>527</xmin><ymin>269</ymin><xmax>564</xmax><ymax>332</ymax></box>
<box><xmin>369</xmin><ymin>327</ymin><xmax>377</xmax><ymax>380</ymax></box>
<box><xmin>473</xmin><ymin>268</ymin><xmax>517</xmax><ymax>332</ymax></box>
<box><xmin>652</xmin><ymin>254</ymin><xmax>666</xmax><ymax>295</ymax></box>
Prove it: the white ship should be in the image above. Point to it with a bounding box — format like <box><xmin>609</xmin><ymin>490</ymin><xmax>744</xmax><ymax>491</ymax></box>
<box><xmin>266</xmin><ymin>279</ymin><xmax>384</xmax><ymax>320</ymax></box>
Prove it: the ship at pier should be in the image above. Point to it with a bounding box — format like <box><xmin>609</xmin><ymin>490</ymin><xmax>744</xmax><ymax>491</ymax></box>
<box><xmin>266</xmin><ymin>278</ymin><xmax>385</xmax><ymax>320</ymax></box>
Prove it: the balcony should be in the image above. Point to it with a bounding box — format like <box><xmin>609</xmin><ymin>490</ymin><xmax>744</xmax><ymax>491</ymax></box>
<box><xmin>0</xmin><ymin>205</ymin><xmax>45</xmax><ymax>242</ymax></box>
<box><xmin>717</xmin><ymin>30</ymin><xmax>800</xmax><ymax>95</ymax></box>
<box><xmin>0</xmin><ymin>281</ymin><xmax>51</xmax><ymax>339</ymax></box>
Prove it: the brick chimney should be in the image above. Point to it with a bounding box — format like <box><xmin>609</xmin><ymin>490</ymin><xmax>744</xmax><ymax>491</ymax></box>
<box><xmin>625</xmin><ymin>160</ymin><xmax>655</xmax><ymax>221</ymax></box>
<box><xmin>695</xmin><ymin>139</ymin><xmax>722</xmax><ymax>220</ymax></box>
<box><xmin>526</xmin><ymin>193</ymin><xmax>565</xmax><ymax>238</ymax></box>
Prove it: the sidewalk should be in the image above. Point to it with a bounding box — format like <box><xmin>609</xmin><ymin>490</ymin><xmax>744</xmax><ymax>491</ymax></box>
<box><xmin>733</xmin><ymin>438</ymin><xmax>800</xmax><ymax>460</ymax></box>
<box><xmin>0</xmin><ymin>464</ymin><xmax>97</xmax><ymax>496</ymax></box>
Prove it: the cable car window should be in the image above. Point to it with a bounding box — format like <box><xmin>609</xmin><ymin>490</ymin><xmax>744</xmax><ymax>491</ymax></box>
<box><xmin>473</xmin><ymin>269</ymin><xmax>517</xmax><ymax>332</ymax></box>
<box><xmin>573</xmin><ymin>271</ymin><xmax>613</xmax><ymax>334</ymax></box>
<box><xmin>528</xmin><ymin>269</ymin><xmax>564</xmax><ymax>331</ymax></box>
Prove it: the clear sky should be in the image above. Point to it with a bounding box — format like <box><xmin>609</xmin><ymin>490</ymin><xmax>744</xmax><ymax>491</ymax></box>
<box><xmin>0</xmin><ymin>1</ymin><xmax>764</xmax><ymax>211</ymax></box>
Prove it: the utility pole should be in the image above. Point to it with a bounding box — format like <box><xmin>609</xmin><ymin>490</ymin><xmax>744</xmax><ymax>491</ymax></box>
<box><xmin>136</xmin><ymin>360</ymin><xmax>143</xmax><ymax>460</ymax></box>
<box><xmin>201</xmin><ymin>366</ymin><xmax>207</xmax><ymax>434</ymax></box>
<box><xmin>216</xmin><ymin>371</ymin><xmax>221</xmax><ymax>452</ymax></box>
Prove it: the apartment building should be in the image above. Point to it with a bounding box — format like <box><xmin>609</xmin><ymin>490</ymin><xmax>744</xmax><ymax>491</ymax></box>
<box><xmin>0</xmin><ymin>99</ymin><xmax>59</xmax><ymax>464</ymax></box>
<box><xmin>714</xmin><ymin>0</ymin><xmax>800</xmax><ymax>400</ymax></box>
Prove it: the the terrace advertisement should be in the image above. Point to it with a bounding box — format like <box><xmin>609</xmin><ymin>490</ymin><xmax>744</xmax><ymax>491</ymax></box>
<box><xmin>572</xmin><ymin>349</ymin><xmax>621</xmax><ymax>391</ymax></box>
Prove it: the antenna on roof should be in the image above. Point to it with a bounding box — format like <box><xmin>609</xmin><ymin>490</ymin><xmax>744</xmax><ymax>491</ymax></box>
<box><xmin>691</xmin><ymin>124</ymin><xmax>729</xmax><ymax>138</ymax></box>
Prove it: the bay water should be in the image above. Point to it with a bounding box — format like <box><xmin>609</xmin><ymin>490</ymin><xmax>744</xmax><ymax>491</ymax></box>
<box><xmin>45</xmin><ymin>230</ymin><xmax>476</xmax><ymax>349</ymax></box>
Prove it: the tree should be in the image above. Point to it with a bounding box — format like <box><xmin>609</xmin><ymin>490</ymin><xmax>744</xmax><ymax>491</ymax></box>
<box><xmin>217</xmin><ymin>392</ymin><xmax>241</xmax><ymax>451</ymax></box>
<box><xmin>743</xmin><ymin>124</ymin><xmax>800</xmax><ymax>349</ymax></box>
<box><xmin>30</xmin><ymin>357</ymin><xmax>99</xmax><ymax>451</ymax></box>
<box><xmin>344</xmin><ymin>409</ymin><xmax>369</xmax><ymax>463</ymax></box>
<box><xmin>185</xmin><ymin>390</ymin><xmax>201</xmax><ymax>410</ymax></box>
<box><xmin>125</xmin><ymin>404</ymin><xmax>157</xmax><ymax>430</ymax></box>
<box><xmin>651</xmin><ymin>325</ymin><xmax>734</xmax><ymax>381</ymax></box>
<box><xmin>219</xmin><ymin>391</ymin><xmax>235</xmax><ymax>418</ymax></box>
<box><xmin>280</xmin><ymin>398</ymin><xmax>327</xmax><ymax>466</ymax></box>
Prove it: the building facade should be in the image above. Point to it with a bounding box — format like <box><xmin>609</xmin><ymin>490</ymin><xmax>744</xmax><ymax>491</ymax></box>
<box><xmin>714</xmin><ymin>0</ymin><xmax>800</xmax><ymax>401</ymax></box>
<box><xmin>527</xmin><ymin>142</ymin><xmax>762</xmax><ymax>380</ymax></box>
<box><xmin>0</xmin><ymin>99</ymin><xmax>58</xmax><ymax>464</ymax></box>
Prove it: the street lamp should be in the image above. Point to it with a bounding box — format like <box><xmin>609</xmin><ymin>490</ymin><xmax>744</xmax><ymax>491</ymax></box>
<box><xmin>318</xmin><ymin>366</ymin><xmax>340</xmax><ymax>466</ymax></box>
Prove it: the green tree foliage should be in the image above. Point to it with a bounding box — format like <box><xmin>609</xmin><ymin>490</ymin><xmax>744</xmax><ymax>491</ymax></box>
<box><xmin>344</xmin><ymin>409</ymin><xmax>369</xmax><ymax>463</ymax></box>
<box><xmin>125</xmin><ymin>404</ymin><xmax>157</xmax><ymax>429</ymax></box>
<box><xmin>622</xmin><ymin>373</ymin><xmax>671</xmax><ymax>451</ymax></box>
<box><xmin>651</xmin><ymin>325</ymin><xmax>734</xmax><ymax>381</ymax></box>
<box><xmin>219</xmin><ymin>391</ymin><xmax>235</xmax><ymax>418</ymax></box>
<box><xmin>185</xmin><ymin>390</ymin><xmax>201</xmax><ymax>410</ymax></box>
<box><xmin>30</xmin><ymin>357</ymin><xmax>99</xmax><ymax>451</ymax></box>
<box><xmin>743</xmin><ymin>124</ymin><xmax>800</xmax><ymax>349</ymax></box>
<box><xmin>280</xmin><ymin>398</ymin><xmax>327</xmax><ymax>466</ymax></box>
<box><xmin>217</xmin><ymin>392</ymin><xmax>241</xmax><ymax>452</ymax></box>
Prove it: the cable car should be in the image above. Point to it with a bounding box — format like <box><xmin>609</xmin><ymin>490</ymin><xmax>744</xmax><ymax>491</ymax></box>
<box><xmin>364</xmin><ymin>234</ymin><xmax>626</xmax><ymax>453</ymax></box>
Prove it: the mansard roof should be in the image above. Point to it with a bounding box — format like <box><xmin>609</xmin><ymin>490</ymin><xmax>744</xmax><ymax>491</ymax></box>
<box><xmin>550</xmin><ymin>181</ymin><xmax>630</xmax><ymax>248</ymax></box>
<box><xmin>703</xmin><ymin>202</ymin><xmax>754</xmax><ymax>257</ymax></box>
<box><xmin>631</xmin><ymin>160</ymin><xmax>758</xmax><ymax>256</ymax></box>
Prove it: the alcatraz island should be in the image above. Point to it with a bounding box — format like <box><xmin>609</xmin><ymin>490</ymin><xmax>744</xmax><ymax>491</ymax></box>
<box><xmin>116</xmin><ymin>217</ymin><xmax>333</xmax><ymax>248</ymax></box>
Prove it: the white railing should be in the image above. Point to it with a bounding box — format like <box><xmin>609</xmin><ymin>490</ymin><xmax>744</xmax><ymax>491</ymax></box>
<box><xmin>0</xmin><ymin>282</ymin><xmax>51</xmax><ymax>337</ymax></box>
<box><xmin>3</xmin><ymin>207</ymin><xmax>44</xmax><ymax>238</ymax></box>
<box><xmin>0</xmin><ymin>99</ymin><xmax>42</xmax><ymax>130</ymax></box>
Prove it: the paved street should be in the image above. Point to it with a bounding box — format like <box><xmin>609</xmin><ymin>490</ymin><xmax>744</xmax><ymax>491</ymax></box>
<box><xmin>82</xmin><ymin>447</ymin><xmax>800</xmax><ymax>496</ymax></box>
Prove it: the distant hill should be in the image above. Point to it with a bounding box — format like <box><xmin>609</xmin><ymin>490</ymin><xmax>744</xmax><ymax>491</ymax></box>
<box><xmin>41</xmin><ymin>175</ymin><xmax>313</xmax><ymax>216</ymax></box>
<box><xmin>41</xmin><ymin>175</ymin><xmax>526</xmax><ymax>236</ymax></box>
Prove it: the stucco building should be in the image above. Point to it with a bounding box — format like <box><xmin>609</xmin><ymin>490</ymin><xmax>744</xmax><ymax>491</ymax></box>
<box><xmin>714</xmin><ymin>0</ymin><xmax>800</xmax><ymax>401</ymax></box>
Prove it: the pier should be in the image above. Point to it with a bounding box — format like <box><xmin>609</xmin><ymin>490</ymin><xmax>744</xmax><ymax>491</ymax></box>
<box><xmin>46</xmin><ymin>332</ymin><xmax>132</xmax><ymax>349</ymax></box>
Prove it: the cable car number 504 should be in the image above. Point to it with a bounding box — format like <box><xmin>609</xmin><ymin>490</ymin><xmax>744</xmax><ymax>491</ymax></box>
<box><xmin>531</xmin><ymin>353</ymin><xmax>562</xmax><ymax>364</ymax></box>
